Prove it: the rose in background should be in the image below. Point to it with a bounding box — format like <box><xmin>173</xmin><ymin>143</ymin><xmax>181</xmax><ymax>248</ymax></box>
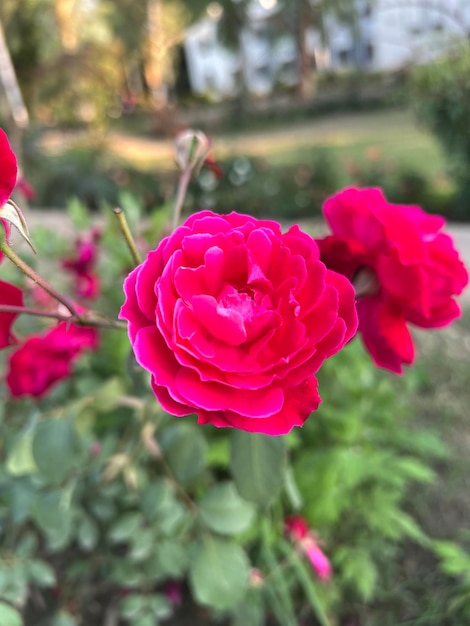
<box><xmin>62</xmin><ymin>228</ymin><xmax>101</xmax><ymax>300</ymax></box>
<box><xmin>120</xmin><ymin>210</ymin><xmax>357</xmax><ymax>435</ymax></box>
<box><xmin>0</xmin><ymin>128</ymin><xmax>17</xmax><ymax>211</ymax></box>
<box><xmin>6</xmin><ymin>320</ymin><xmax>99</xmax><ymax>398</ymax></box>
<box><xmin>317</xmin><ymin>187</ymin><xmax>469</xmax><ymax>373</ymax></box>
<box><xmin>0</xmin><ymin>128</ymin><xmax>24</xmax><ymax>347</ymax></box>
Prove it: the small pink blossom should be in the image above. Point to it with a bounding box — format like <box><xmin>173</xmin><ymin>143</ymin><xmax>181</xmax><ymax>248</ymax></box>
<box><xmin>15</xmin><ymin>175</ymin><xmax>36</xmax><ymax>201</ymax></box>
<box><xmin>303</xmin><ymin>540</ymin><xmax>332</xmax><ymax>582</ymax></box>
<box><xmin>284</xmin><ymin>515</ymin><xmax>309</xmax><ymax>541</ymax></box>
<box><xmin>164</xmin><ymin>581</ymin><xmax>182</xmax><ymax>607</ymax></box>
<box><xmin>249</xmin><ymin>568</ymin><xmax>264</xmax><ymax>588</ymax></box>
<box><xmin>62</xmin><ymin>229</ymin><xmax>101</xmax><ymax>300</ymax></box>
<box><xmin>285</xmin><ymin>515</ymin><xmax>332</xmax><ymax>582</ymax></box>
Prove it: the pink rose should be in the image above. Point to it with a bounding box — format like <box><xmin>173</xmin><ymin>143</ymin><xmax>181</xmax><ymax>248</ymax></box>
<box><xmin>62</xmin><ymin>229</ymin><xmax>101</xmax><ymax>299</ymax></box>
<box><xmin>120</xmin><ymin>211</ymin><xmax>357</xmax><ymax>435</ymax></box>
<box><xmin>0</xmin><ymin>128</ymin><xmax>17</xmax><ymax>207</ymax></box>
<box><xmin>0</xmin><ymin>280</ymin><xmax>23</xmax><ymax>349</ymax></box>
<box><xmin>317</xmin><ymin>187</ymin><xmax>469</xmax><ymax>373</ymax></box>
<box><xmin>7</xmin><ymin>321</ymin><xmax>99</xmax><ymax>398</ymax></box>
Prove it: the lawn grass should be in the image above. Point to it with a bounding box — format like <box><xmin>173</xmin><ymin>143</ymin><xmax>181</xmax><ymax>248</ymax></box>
<box><xmin>39</xmin><ymin>107</ymin><xmax>448</xmax><ymax>181</ymax></box>
<box><xmin>360</xmin><ymin>311</ymin><xmax>470</xmax><ymax>625</ymax></box>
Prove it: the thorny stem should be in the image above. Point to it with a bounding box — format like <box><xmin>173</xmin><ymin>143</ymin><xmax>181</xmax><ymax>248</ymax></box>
<box><xmin>113</xmin><ymin>207</ymin><xmax>142</xmax><ymax>266</ymax></box>
<box><xmin>0</xmin><ymin>238</ymin><xmax>78</xmax><ymax>317</ymax></box>
<box><xmin>0</xmin><ymin>304</ymin><xmax>127</xmax><ymax>330</ymax></box>
<box><xmin>172</xmin><ymin>168</ymin><xmax>192</xmax><ymax>231</ymax></box>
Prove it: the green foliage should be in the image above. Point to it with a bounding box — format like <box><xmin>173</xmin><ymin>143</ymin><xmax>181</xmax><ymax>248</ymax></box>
<box><xmin>0</xmin><ymin>194</ymin><xmax>465</xmax><ymax>625</ymax></box>
<box><xmin>410</xmin><ymin>45</ymin><xmax>470</xmax><ymax>218</ymax></box>
<box><xmin>230</xmin><ymin>431</ymin><xmax>286</xmax><ymax>508</ymax></box>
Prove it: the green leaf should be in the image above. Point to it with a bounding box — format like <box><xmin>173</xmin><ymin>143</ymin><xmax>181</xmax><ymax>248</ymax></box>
<box><xmin>129</xmin><ymin>529</ymin><xmax>155</xmax><ymax>562</ymax></box>
<box><xmin>148</xmin><ymin>594</ymin><xmax>172</xmax><ymax>619</ymax></box>
<box><xmin>231</xmin><ymin>594</ymin><xmax>265</xmax><ymax>626</ymax></box>
<box><xmin>77</xmin><ymin>516</ymin><xmax>99</xmax><ymax>551</ymax></box>
<box><xmin>230</xmin><ymin>431</ymin><xmax>286</xmax><ymax>507</ymax></box>
<box><xmin>27</xmin><ymin>560</ymin><xmax>56</xmax><ymax>588</ymax></box>
<box><xmin>32</xmin><ymin>418</ymin><xmax>80</xmax><ymax>483</ymax></box>
<box><xmin>0</xmin><ymin>602</ymin><xmax>23</xmax><ymax>626</ymax></box>
<box><xmin>161</xmin><ymin>424</ymin><xmax>208</xmax><ymax>485</ymax></box>
<box><xmin>93</xmin><ymin>378</ymin><xmax>125</xmax><ymax>412</ymax></box>
<box><xmin>32</xmin><ymin>491</ymin><xmax>73</xmax><ymax>547</ymax></box>
<box><xmin>50</xmin><ymin>612</ymin><xmax>77</xmax><ymax>626</ymax></box>
<box><xmin>6</xmin><ymin>432</ymin><xmax>37</xmax><ymax>476</ymax></box>
<box><xmin>280</xmin><ymin>542</ymin><xmax>331</xmax><ymax>626</ymax></box>
<box><xmin>108</xmin><ymin>513</ymin><xmax>143</xmax><ymax>543</ymax></box>
<box><xmin>119</xmin><ymin>594</ymin><xmax>147</xmax><ymax>619</ymax></box>
<box><xmin>67</xmin><ymin>197</ymin><xmax>90</xmax><ymax>229</ymax></box>
<box><xmin>155</xmin><ymin>540</ymin><xmax>189</xmax><ymax>577</ymax></box>
<box><xmin>189</xmin><ymin>536</ymin><xmax>250</xmax><ymax>610</ymax></box>
<box><xmin>199</xmin><ymin>482</ymin><xmax>256</xmax><ymax>535</ymax></box>
<box><xmin>284</xmin><ymin>467</ymin><xmax>303</xmax><ymax>510</ymax></box>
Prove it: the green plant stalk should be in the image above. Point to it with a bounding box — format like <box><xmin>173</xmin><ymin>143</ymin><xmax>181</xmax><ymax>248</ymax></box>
<box><xmin>172</xmin><ymin>168</ymin><xmax>192</xmax><ymax>231</ymax></box>
<box><xmin>113</xmin><ymin>207</ymin><xmax>142</xmax><ymax>266</ymax></box>
<box><xmin>0</xmin><ymin>236</ymin><xmax>78</xmax><ymax>318</ymax></box>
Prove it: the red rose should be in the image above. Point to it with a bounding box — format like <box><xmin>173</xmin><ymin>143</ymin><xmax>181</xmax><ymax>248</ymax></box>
<box><xmin>0</xmin><ymin>128</ymin><xmax>17</xmax><ymax>207</ymax></box>
<box><xmin>120</xmin><ymin>211</ymin><xmax>357</xmax><ymax>435</ymax></box>
<box><xmin>318</xmin><ymin>187</ymin><xmax>469</xmax><ymax>373</ymax></box>
<box><xmin>0</xmin><ymin>280</ymin><xmax>23</xmax><ymax>349</ymax></box>
<box><xmin>7</xmin><ymin>322</ymin><xmax>99</xmax><ymax>398</ymax></box>
<box><xmin>62</xmin><ymin>229</ymin><xmax>101</xmax><ymax>300</ymax></box>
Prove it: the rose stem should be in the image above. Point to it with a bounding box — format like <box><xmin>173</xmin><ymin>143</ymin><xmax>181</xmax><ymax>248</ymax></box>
<box><xmin>171</xmin><ymin>168</ymin><xmax>191</xmax><ymax>232</ymax></box>
<box><xmin>113</xmin><ymin>207</ymin><xmax>142</xmax><ymax>266</ymax></box>
<box><xmin>0</xmin><ymin>304</ymin><xmax>127</xmax><ymax>330</ymax></box>
<box><xmin>0</xmin><ymin>237</ymin><xmax>79</xmax><ymax>318</ymax></box>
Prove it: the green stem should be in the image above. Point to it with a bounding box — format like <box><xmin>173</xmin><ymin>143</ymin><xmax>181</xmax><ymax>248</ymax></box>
<box><xmin>113</xmin><ymin>208</ymin><xmax>142</xmax><ymax>266</ymax></box>
<box><xmin>172</xmin><ymin>168</ymin><xmax>192</xmax><ymax>231</ymax></box>
<box><xmin>0</xmin><ymin>238</ymin><xmax>78</xmax><ymax>317</ymax></box>
<box><xmin>0</xmin><ymin>304</ymin><xmax>71</xmax><ymax>321</ymax></box>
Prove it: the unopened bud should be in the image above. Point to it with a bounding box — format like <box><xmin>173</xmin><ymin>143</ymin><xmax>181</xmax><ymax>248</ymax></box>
<box><xmin>174</xmin><ymin>129</ymin><xmax>211</xmax><ymax>175</ymax></box>
<box><xmin>249</xmin><ymin>568</ymin><xmax>264</xmax><ymax>588</ymax></box>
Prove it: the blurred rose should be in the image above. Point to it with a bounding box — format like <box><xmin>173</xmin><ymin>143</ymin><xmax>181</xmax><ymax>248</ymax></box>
<box><xmin>0</xmin><ymin>280</ymin><xmax>23</xmax><ymax>350</ymax></box>
<box><xmin>317</xmin><ymin>187</ymin><xmax>469</xmax><ymax>373</ymax></box>
<box><xmin>7</xmin><ymin>321</ymin><xmax>99</xmax><ymax>398</ymax></box>
<box><xmin>62</xmin><ymin>229</ymin><xmax>101</xmax><ymax>300</ymax></box>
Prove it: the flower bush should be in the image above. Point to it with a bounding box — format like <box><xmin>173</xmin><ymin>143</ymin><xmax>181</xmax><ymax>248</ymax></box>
<box><xmin>0</xmin><ymin>127</ymin><xmax>468</xmax><ymax>626</ymax></box>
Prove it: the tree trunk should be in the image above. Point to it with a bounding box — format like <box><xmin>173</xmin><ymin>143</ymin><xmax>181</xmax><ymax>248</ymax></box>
<box><xmin>295</xmin><ymin>0</ymin><xmax>314</xmax><ymax>102</ymax></box>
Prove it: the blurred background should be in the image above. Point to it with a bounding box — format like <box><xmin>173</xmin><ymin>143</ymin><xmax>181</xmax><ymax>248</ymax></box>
<box><xmin>1</xmin><ymin>0</ymin><xmax>470</xmax><ymax>222</ymax></box>
<box><xmin>2</xmin><ymin>3</ymin><xmax>470</xmax><ymax>626</ymax></box>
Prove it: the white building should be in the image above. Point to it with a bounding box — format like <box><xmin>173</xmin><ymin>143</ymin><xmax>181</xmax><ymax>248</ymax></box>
<box><xmin>326</xmin><ymin>0</ymin><xmax>470</xmax><ymax>72</ymax></box>
<box><xmin>183</xmin><ymin>0</ymin><xmax>470</xmax><ymax>99</ymax></box>
<box><xmin>183</xmin><ymin>1</ymin><xmax>299</xmax><ymax>99</ymax></box>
